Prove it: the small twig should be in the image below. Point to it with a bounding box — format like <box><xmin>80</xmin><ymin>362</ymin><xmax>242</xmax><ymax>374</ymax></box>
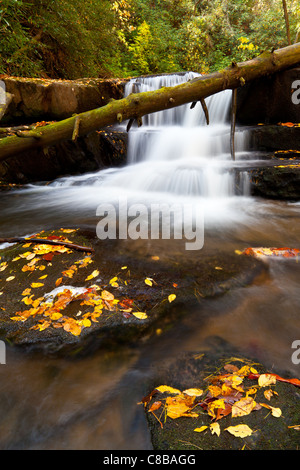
<box><xmin>200</xmin><ymin>98</ymin><xmax>209</xmax><ymax>125</ymax></box>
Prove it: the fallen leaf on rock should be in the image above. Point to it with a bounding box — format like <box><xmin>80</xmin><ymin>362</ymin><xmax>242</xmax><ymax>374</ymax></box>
<box><xmin>148</xmin><ymin>401</ymin><xmax>162</xmax><ymax>413</ymax></box>
<box><xmin>194</xmin><ymin>426</ymin><xmax>208</xmax><ymax>433</ymax></box>
<box><xmin>85</xmin><ymin>269</ymin><xmax>99</xmax><ymax>281</ymax></box>
<box><xmin>231</xmin><ymin>397</ymin><xmax>257</xmax><ymax>417</ymax></box>
<box><xmin>6</xmin><ymin>276</ymin><xmax>15</xmax><ymax>282</ymax></box>
<box><xmin>258</xmin><ymin>374</ymin><xmax>277</xmax><ymax>387</ymax></box>
<box><xmin>264</xmin><ymin>389</ymin><xmax>278</xmax><ymax>401</ymax></box>
<box><xmin>131</xmin><ymin>311</ymin><xmax>148</xmax><ymax>320</ymax></box>
<box><xmin>260</xmin><ymin>403</ymin><xmax>282</xmax><ymax>417</ymax></box>
<box><xmin>183</xmin><ymin>388</ymin><xmax>203</xmax><ymax>397</ymax></box>
<box><xmin>31</xmin><ymin>283</ymin><xmax>44</xmax><ymax>288</ymax></box>
<box><xmin>210</xmin><ymin>422</ymin><xmax>221</xmax><ymax>436</ymax></box>
<box><xmin>165</xmin><ymin>395</ymin><xmax>198</xmax><ymax>419</ymax></box>
<box><xmin>225</xmin><ymin>424</ymin><xmax>253</xmax><ymax>438</ymax></box>
<box><xmin>168</xmin><ymin>294</ymin><xmax>176</xmax><ymax>303</ymax></box>
<box><xmin>145</xmin><ymin>277</ymin><xmax>153</xmax><ymax>286</ymax></box>
<box><xmin>156</xmin><ymin>385</ymin><xmax>182</xmax><ymax>395</ymax></box>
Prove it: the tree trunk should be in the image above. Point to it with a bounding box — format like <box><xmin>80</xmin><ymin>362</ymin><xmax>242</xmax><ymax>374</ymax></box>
<box><xmin>0</xmin><ymin>42</ymin><xmax>300</xmax><ymax>162</ymax></box>
<box><xmin>282</xmin><ymin>0</ymin><xmax>291</xmax><ymax>45</ymax></box>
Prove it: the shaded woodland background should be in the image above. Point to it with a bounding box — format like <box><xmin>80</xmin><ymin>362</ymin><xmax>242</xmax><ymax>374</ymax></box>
<box><xmin>0</xmin><ymin>0</ymin><xmax>299</xmax><ymax>80</ymax></box>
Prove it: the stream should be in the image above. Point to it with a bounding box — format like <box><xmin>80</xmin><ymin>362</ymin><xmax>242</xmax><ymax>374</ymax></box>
<box><xmin>0</xmin><ymin>73</ymin><xmax>299</xmax><ymax>450</ymax></box>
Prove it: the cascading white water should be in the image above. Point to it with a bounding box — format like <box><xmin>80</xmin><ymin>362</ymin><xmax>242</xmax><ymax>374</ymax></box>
<box><xmin>16</xmin><ymin>72</ymin><xmax>255</xmax><ymax>232</ymax></box>
<box><xmin>114</xmin><ymin>72</ymin><xmax>250</xmax><ymax>198</ymax></box>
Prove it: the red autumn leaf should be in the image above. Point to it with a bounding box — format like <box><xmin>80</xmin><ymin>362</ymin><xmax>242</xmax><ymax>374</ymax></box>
<box><xmin>119</xmin><ymin>298</ymin><xmax>134</xmax><ymax>308</ymax></box>
<box><xmin>43</xmin><ymin>253</ymin><xmax>54</xmax><ymax>261</ymax></box>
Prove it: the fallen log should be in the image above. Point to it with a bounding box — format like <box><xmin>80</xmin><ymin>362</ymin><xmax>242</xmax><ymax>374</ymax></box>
<box><xmin>0</xmin><ymin>43</ymin><xmax>300</xmax><ymax>162</ymax></box>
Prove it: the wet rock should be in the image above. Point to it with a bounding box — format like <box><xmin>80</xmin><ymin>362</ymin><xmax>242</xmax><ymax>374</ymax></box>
<box><xmin>144</xmin><ymin>338</ymin><xmax>300</xmax><ymax>450</ymax></box>
<box><xmin>0</xmin><ymin>229</ymin><xmax>266</xmax><ymax>356</ymax></box>
<box><xmin>249</xmin><ymin>163</ymin><xmax>300</xmax><ymax>200</ymax></box>
<box><xmin>0</xmin><ymin>127</ymin><xmax>127</xmax><ymax>185</ymax></box>
<box><xmin>248</xmin><ymin>124</ymin><xmax>300</xmax><ymax>152</ymax></box>
<box><xmin>237</xmin><ymin>66</ymin><xmax>300</xmax><ymax>126</ymax></box>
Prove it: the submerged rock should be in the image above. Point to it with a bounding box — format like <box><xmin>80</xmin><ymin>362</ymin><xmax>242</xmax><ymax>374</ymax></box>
<box><xmin>0</xmin><ymin>228</ymin><xmax>266</xmax><ymax>356</ymax></box>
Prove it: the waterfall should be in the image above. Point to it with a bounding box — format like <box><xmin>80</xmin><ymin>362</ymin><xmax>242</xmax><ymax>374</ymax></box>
<box><xmin>31</xmin><ymin>71</ymin><xmax>254</xmax><ymax>232</ymax></box>
<box><xmin>113</xmin><ymin>72</ymin><xmax>250</xmax><ymax>198</ymax></box>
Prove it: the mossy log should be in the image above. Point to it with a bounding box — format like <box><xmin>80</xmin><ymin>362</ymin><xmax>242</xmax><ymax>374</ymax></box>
<box><xmin>0</xmin><ymin>43</ymin><xmax>300</xmax><ymax>162</ymax></box>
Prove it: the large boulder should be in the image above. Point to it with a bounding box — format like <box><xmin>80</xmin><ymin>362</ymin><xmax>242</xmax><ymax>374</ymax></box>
<box><xmin>0</xmin><ymin>228</ymin><xmax>266</xmax><ymax>356</ymax></box>
<box><xmin>1</xmin><ymin>76</ymin><xmax>128</xmax><ymax>124</ymax></box>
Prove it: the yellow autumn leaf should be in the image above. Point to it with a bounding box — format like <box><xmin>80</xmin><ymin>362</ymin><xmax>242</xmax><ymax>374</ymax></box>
<box><xmin>82</xmin><ymin>318</ymin><xmax>92</xmax><ymax>328</ymax></box>
<box><xmin>85</xmin><ymin>269</ymin><xmax>99</xmax><ymax>281</ymax></box>
<box><xmin>39</xmin><ymin>275</ymin><xmax>48</xmax><ymax>280</ymax></box>
<box><xmin>101</xmin><ymin>290</ymin><xmax>114</xmax><ymax>301</ymax></box>
<box><xmin>231</xmin><ymin>397</ymin><xmax>257</xmax><ymax>417</ymax></box>
<box><xmin>260</xmin><ymin>403</ymin><xmax>282</xmax><ymax>417</ymax></box>
<box><xmin>258</xmin><ymin>374</ymin><xmax>276</xmax><ymax>387</ymax></box>
<box><xmin>132</xmin><ymin>311</ymin><xmax>148</xmax><ymax>320</ymax></box>
<box><xmin>210</xmin><ymin>422</ymin><xmax>221</xmax><ymax>436</ymax></box>
<box><xmin>225</xmin><ymin>424</ymin><xmax>253</xmax><ymax>438</ymax></box>
<box><xmin>165</xmin><ymin>395</ymin><xmax>196</xmax><ymax>419</ymax></box>
<box><xmin>156</xmin><ymin>385</ymin><xmax>182</xmax><ymax>395</ymax></box>
<box><xmin>208</xmin><ymin>385</ymin><xmax>223</xmax><ymax>397</ymax></box>
<box><xmin>50</xmin><ymin>312</ymin><xmax>63</xmax><ymax>321</ymax></box>
<box><xmin>264</xmin><ymin>389</ymin><xmax>278</xmax><ymax>401</ymax></box>
<box><xmin>6</xmin><ymin>276</ymin><xmax>15</xmax><ymax>282</ymax></box>
<box><xmin>168</xmin><ymin>294</ymin><xmax>176</xmax><ymax>303</ymax></box>
<box><xmin>207</xmin><ymin>399</ymin><xmax>226</xmax><ymax>418</ymax></box>
<box><xmin>19</xmin><ymin>251</ymin><xmax>33</xmax><ymax>258</ymax></box>
<box><xmin>31</xmin><ymin>320</ymin><xmax>51</xmax><ymax>332</ymax></box>
<box><xmin>22</xmin><ymin>295</ymin><xmax>33</xmax><ymax>305</ymax></box>
<box><xmin>31</xmin><ymin>283</ymin><xmax>44</xmax><ymax>288</ymax></box>
<box><xmin>55</xmin><ymin>277</ymin><xmax>63</xmax><ymax>287</ymax></box>
<box><xmin>182</xmin><ymin>388</ymin><xmax>203</xmax><ymax>397</ymax></box>
<box><xmin>194</xmin><ymin>426</ymin><xmax>208</xmax><ymax>433</ymax></box>
<box><xmin>22</xmin><ymin>288</ymin><xmax>31</xmax><ymax>296</ymax></box>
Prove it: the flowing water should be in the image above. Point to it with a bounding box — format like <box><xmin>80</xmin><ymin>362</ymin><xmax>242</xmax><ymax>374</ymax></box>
<box><xmin>0</xmin><ymin>72</ymin><xmax>299</xmax><ymax>449</ymax></box>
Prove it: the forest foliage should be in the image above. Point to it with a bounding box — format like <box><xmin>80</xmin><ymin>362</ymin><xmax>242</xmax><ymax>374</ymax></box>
<box><xmin>0</xmin><ymin>0</ymin><xmax>299</xmax><ymax>79</ymax></box>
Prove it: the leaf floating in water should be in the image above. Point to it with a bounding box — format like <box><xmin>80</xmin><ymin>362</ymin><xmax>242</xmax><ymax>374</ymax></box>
<box><xmin>242</xmin><ymin>247</ymin><xmax>300</xmax><ymax>259</ymax></box>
